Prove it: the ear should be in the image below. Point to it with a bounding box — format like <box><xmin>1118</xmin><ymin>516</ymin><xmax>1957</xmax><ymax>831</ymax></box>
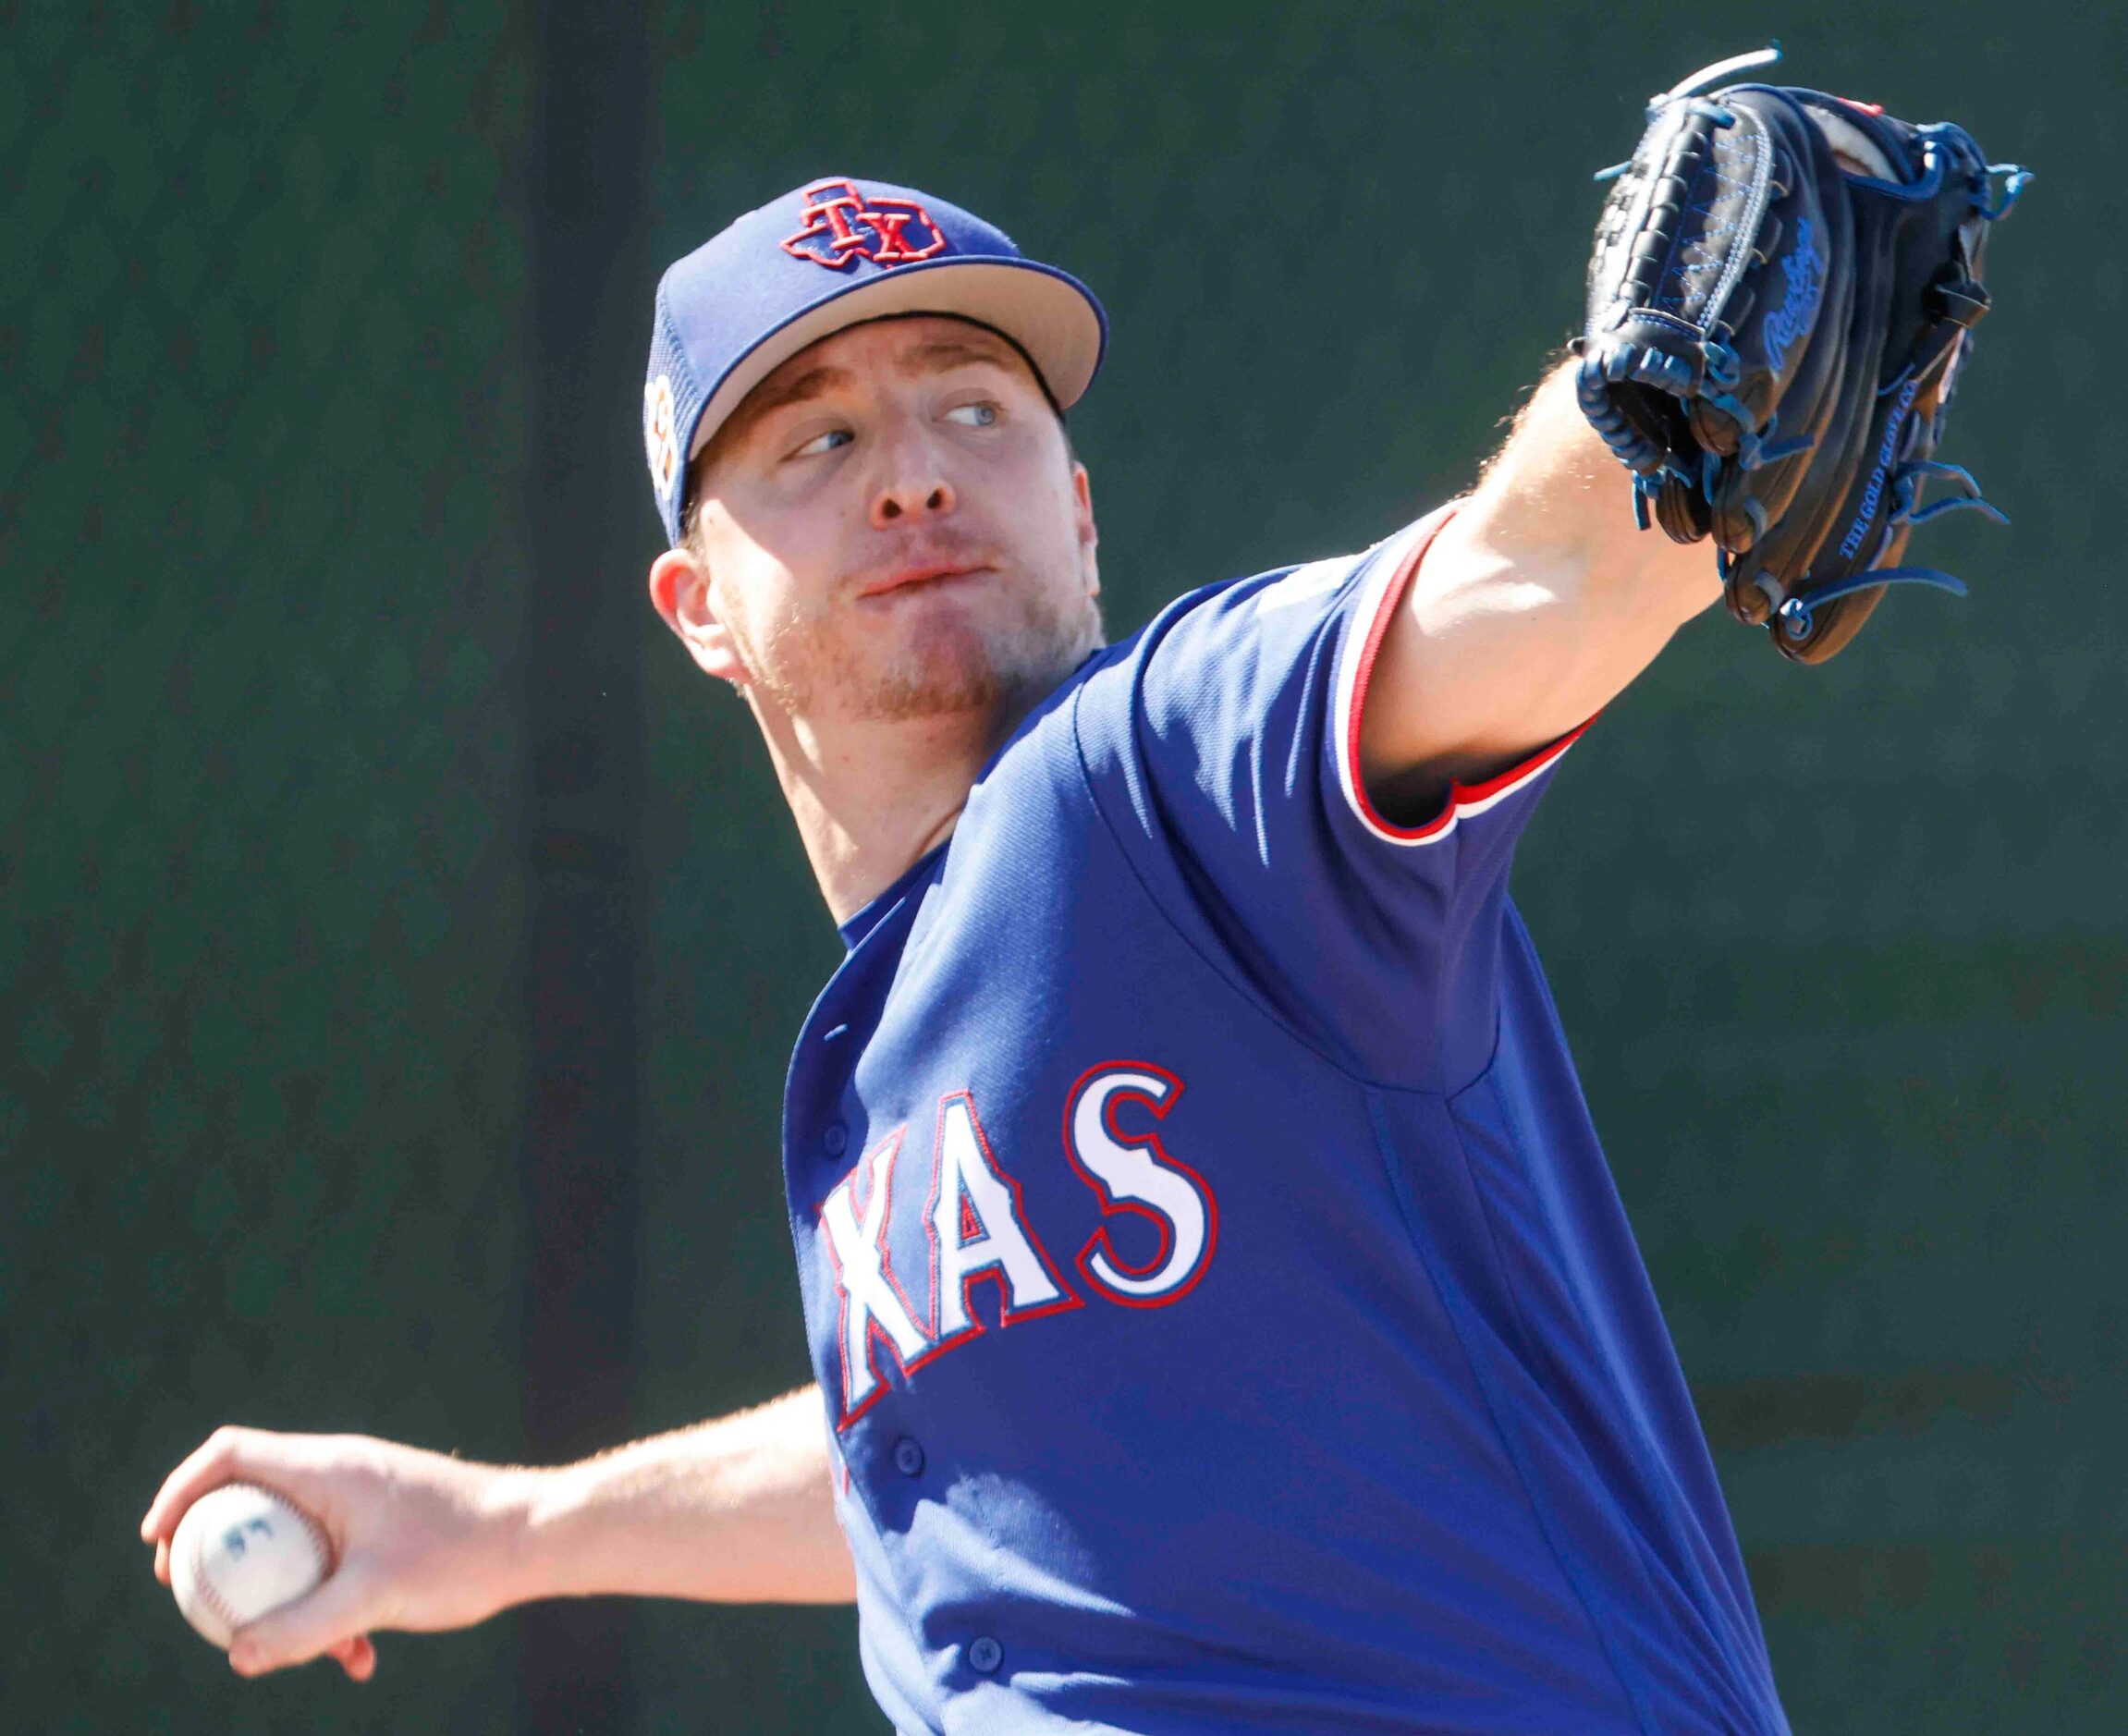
<box><xmin>647</xmin><ymin>546</ymin><xmax>750</xmax><ymax>686</ymax></box>
<box><xmin>1070</xmin><ymin>461</ymin><xmax>1100</xmax><ymax>599</ymax></box>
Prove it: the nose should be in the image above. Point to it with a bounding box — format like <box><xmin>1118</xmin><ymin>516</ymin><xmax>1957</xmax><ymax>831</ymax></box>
<box><xmin>869</xmin><ymin>432</ymin><xmax>956</xmax><ymax>529</ymax></box>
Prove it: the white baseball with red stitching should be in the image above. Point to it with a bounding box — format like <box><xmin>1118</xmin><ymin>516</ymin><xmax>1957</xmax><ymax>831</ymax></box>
<box><xmin>168</xmin><ymin>1482</ymin><xmax>333</xmax><ymax>1649</ymax></box>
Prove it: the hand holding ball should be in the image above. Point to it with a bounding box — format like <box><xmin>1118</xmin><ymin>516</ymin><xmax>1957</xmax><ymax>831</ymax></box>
<box><xmin>169</xmin><ymin>1483</ymin><xmax>333</xmax><ymax>1649</ymax></box>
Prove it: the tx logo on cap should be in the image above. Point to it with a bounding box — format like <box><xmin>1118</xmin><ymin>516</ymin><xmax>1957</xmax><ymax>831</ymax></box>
<box><xmin>781</xmin><ymin>179</ymin><xmax>948</xmax><ymax>271</ymax></box>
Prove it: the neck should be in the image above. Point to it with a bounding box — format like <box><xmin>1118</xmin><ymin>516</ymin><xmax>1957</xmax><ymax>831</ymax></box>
<box><xmin>748</xmin><ymin>694</ymin><xmax>1021</xmax><ymax>924</ymax></box>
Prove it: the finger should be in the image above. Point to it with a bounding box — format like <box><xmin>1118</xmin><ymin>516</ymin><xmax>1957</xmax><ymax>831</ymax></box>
<box><xmin>154</xmin><ymin>1537</ymin><xmax>171</xmax><ymax>1586</ymax></box>
<box><xmin>227</xmin><ymin>1565</ymin><xmax>378</xmax><ymax>1678</ymax></box>
<box><xmin>142</xmin><ymin>1427</ymin><xmax>349</xmax><ymax>1546</ymax></box>
<box><xmin>328</xmin><ymin>1633</ymin><xmax>376</xmax><ymax>1681</ymax></box>
<box><xmin>141</xmin><ymin>1425</ymin><xmax>256</xmax><ymax>1540</ymax></box>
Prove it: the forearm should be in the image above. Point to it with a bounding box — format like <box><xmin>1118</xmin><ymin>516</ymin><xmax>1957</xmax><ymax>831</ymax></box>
<box><xmin>1453</xmin><ymin>357</ymin><xmax>1714</xmax><ymax>618</ymax></box>
<box><xmin>503</xmin><ymin>1385</ymin><xmax>854</xmax><ymax>1606</ymax></box>
<box><xmin>1363</xmin><ymin>361</ymin><xmax>1717</xmax><ymax>799</ymax></box>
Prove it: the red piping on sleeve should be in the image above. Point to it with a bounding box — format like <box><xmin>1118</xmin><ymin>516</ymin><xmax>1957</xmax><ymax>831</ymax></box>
<box><xmin>1339</xmin><ymin>511</ymin><xmax>1596</xmax><ymax>846</ymax></box>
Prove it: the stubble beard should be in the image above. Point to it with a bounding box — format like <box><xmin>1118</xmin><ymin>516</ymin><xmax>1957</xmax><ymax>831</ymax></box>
<box><xmin>732</xmin><ymin>576</ymin><xmax>1102</xmax><ymax>729</ymax></box>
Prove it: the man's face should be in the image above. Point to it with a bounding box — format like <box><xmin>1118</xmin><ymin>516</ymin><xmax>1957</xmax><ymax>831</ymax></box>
<box><xmin>655</xmin><ymin>315</ymin><xmax>1102</xmax><ymax>732</ymax></box>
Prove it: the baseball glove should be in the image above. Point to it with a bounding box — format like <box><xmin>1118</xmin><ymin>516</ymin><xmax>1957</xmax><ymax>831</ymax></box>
<box><xmin>1573</xmin><ymin>46</ymin><xmax>2030</xmax><ymax>662</ymax></box>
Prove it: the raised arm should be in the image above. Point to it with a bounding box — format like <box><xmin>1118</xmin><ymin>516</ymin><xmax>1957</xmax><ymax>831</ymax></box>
<box><xmin>140</xmin><ymin>1385</ymin><xmax>852</xmax><ymax>1681</ymax></box>
<box><xmin>1358</xmin><ymin>360</ymin><xmax>1714</xmax><ymax>817</ymax></box>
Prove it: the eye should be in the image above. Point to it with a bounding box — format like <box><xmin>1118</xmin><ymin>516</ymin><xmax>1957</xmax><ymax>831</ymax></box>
<box><xmin>791</xmin><ymin>427</ymin><xmax>853</xmax><ymax>458</ymax></box>
<box><xmin>945</xmin><ymin>402</ymin><xmax>999</xmax><ymax>428</ymax></box>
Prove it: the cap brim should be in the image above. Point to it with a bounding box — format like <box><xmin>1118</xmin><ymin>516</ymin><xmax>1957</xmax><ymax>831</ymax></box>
<box><xmin>686</xmin><ymin>257</ymin><xmax>1106</xmax><ymax>461</ymax></box>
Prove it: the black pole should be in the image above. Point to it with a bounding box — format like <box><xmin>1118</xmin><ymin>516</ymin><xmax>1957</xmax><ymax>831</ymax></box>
<box><xmin>520</xmin><ymin>1</ymin><xmax>652</xmax><ymax>1729</ymax></box>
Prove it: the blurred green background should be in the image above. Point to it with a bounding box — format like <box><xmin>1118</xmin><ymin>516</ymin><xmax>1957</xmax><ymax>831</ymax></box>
<box><xmin>4</xmin><ymin>1</ymin><xmax>2120</xmax><ymax>1730</ymax></box>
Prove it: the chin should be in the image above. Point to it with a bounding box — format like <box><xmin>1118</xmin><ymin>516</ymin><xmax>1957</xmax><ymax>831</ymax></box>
<box><xmin>858</xmin><ymin>642</ymin><xmax>1010</xmax><ymax>723</ymax></box>
<box><xmin>857</xmin><ymin>611</ymin><xmax>1075</xmax><ymax>725</ymax></box>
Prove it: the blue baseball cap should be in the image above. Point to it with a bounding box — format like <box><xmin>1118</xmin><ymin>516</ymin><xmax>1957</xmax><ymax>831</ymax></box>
<box><xmin>642</xmin><ymin>177</ymin><xmax>1108</xmax><ymax>546</ymax></box>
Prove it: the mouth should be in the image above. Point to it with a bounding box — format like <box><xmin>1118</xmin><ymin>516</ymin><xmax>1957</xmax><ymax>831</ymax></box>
<box><xmin>855</xmin><ymin>559</ymin><xmax>994</xmax><ymax>601</ymax></box>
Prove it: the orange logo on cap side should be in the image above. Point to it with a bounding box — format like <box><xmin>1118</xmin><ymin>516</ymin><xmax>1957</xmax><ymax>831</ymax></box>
<box><xmin>644</xmin><ymin>375</ymin><xmax>679</xmax><ymax>505</ymax></box>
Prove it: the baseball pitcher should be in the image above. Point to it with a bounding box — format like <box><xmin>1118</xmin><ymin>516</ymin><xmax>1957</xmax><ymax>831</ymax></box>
<box><xmin>141</xmin><ymin>51</ymin><xmax>2024</xmax><ymax>1734</ymax></box>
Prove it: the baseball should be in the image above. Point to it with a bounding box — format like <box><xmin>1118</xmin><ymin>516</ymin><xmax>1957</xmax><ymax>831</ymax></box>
<box><xmin>168</xmin><ymin>1482</ymin><xmax>333</xmax><ymax>1649</ymax></box>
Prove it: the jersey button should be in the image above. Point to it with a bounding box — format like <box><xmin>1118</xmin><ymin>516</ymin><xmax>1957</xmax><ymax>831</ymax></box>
<box><xmin>892</xmin><ymin>1436</ymin><xmax>925</xmax><ymax>1478</ymax></box>
<box><xmin>968</xmin><ymin>1636</ymin><xmax>1002</xmax><ymax>1675</ymax></box>
<box><xmin>822</xmin><ymin>1120</ymin><xmax>849</xmax><ymax>1157</ymax></box>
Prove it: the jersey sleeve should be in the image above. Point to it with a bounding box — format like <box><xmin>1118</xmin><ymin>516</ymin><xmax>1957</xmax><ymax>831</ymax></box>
<box><xmin>1070</xmin><ymin>504</ymin><xmax>1590</xmax><ymax>1092</ymax></box>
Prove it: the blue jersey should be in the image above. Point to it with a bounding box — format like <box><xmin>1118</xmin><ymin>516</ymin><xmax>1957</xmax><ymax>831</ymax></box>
<box><xmin>780</xmin><ymin>507</ymin><xmax>1789</xmax><ymax>1735</ymax></box>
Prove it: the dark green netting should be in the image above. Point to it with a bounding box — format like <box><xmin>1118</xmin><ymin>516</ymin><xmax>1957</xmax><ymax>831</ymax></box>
<box><xmin>6</xmin><ymin>2</ymin><xmax>2121</xmax><ymax>1730</ymax></box>
<box><xmin>6</xmin><ymin>5</ymin><xmax>528</xmax><ymax>1730</ymax></box>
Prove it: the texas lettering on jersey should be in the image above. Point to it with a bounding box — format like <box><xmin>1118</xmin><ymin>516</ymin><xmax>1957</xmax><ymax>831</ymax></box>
<box><xmin>818</xmin><ymin>1061</ymin><xmax>1219</xmax><ymax>1424</ymax></box>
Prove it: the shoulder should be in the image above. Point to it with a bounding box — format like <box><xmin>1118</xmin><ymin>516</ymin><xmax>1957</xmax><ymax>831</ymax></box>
<box><xmin>1070</xmin><ymin>520</ymin><xmax>1438</xmax><ymax>772</ymax></box>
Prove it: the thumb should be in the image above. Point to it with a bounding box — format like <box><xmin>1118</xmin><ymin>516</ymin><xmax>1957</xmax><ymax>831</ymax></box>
<box><xmin>227</xmin><ymin>1564</ymin><xmax>381</xmax><ymax>1677</ymax></box>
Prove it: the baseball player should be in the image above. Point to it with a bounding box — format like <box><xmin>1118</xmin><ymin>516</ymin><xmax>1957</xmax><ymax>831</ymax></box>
<box><xmin>141</xmin><ymin>67</ymin><xmax>2017</xmax><ymax>1732</ymax></box>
